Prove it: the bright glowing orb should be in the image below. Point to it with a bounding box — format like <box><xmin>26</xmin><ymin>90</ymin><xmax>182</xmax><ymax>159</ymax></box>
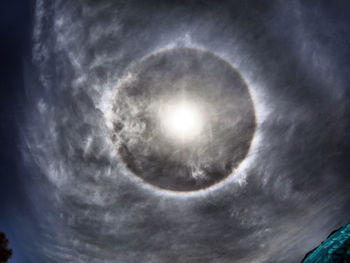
<box><xmin>160</xmin><ymin>101</ymin><xmax>203</xmax><ymax>142</ymax></box>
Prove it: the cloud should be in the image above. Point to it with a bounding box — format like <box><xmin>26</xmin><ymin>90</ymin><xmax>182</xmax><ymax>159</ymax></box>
<box><xmin>22</xmin><ymin>0</ymin><xmax>350</xmax><ymax>262</ymax></box>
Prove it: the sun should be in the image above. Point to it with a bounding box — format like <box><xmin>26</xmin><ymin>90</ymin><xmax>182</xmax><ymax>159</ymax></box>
<box><xmin>159</xmin><ymin>100</ymin><xmax>204</xmax><ymax>142</ymax></box>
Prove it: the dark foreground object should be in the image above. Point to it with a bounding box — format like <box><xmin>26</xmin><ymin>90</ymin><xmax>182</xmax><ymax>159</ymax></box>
<box><xmin>0</xmin><ymin>232</ymin><xmax>12</xmax><ymax>263</ymax></box>
<box><xmin>302</xmin><ymin>222</ymin><xmax>350</xmax><ymax>262</ymax></box>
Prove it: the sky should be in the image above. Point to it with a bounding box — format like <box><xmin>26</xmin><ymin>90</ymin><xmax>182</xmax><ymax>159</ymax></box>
<box><xmin>0</xmin><ymin>0</ymin><xmax>35</xmax><ymax>262</ymax></box>
<box><xmin>1</xmin><ymin>0</ymin><xmax>350</xmax><ymax>262</ymax></box>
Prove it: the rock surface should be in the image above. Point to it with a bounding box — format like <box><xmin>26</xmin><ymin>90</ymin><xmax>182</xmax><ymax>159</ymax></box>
<box><xmin>302</xmin><ymin>222</ymin><xmax>350</xmax><ymax>262</ymax></box>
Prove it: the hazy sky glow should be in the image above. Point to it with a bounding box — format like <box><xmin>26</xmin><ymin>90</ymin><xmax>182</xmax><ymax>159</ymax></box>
<box><xmin>1</xmin><ymin>1</ymin><xmax>350</xmax><ymax>263</ymax></box>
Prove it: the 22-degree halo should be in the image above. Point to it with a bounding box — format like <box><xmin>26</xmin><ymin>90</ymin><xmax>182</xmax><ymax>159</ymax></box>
<box><xmin>111</xmin><ymin>47</ymin><xmax>256</xmax><ymax>192</ymax></box>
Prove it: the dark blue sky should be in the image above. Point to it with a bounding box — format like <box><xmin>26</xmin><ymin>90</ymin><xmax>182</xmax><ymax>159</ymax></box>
<box><xmin>0</xmin><ymin>0</ymin><xmax>35</xmax><ymax>262</ymax></box>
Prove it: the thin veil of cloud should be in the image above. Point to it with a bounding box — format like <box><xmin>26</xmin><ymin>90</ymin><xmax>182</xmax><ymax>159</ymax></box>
<box><xmin>19</xmin><ymin>0</ymin><xmax>350</xmax><ymax>262</ymax></box>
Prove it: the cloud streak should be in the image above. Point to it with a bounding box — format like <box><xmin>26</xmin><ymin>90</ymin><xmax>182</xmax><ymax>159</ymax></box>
<box><xmin>21</xmin><ymin>0</ymin><xmax>350</xmax><ymax>262</ymax></box>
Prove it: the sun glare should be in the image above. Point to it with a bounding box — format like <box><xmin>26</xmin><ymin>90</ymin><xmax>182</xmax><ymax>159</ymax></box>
<box><xmin>160</xmin><ymin>100</ymin><xmax>203</xmax><ymax>142</ymax></box>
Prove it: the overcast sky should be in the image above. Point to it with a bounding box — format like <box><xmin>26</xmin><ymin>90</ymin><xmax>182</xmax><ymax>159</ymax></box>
<box><xmin>1</xmin><ymin>1</ymin><xmax>350</xmax><ymax>262</ymax></box>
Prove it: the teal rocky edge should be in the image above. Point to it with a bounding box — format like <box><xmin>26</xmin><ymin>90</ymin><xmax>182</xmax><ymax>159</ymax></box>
<box><xmin>302</xmin><ymin>222</ymin><xmax>350</xmax><ymax>262</ymax></box>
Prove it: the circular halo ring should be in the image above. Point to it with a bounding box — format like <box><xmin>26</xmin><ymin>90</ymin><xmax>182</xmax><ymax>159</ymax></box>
<box><xmin>110</xmin><ymin>47</ymin><xmax>257</xmax><ymax>193</ymax></box>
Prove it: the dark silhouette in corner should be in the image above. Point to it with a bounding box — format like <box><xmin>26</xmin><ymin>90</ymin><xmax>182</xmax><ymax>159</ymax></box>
<box><xmin>0</xmin><ymin>232</ymin><xmax>12</xmax><ymax>263</ymax></box>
